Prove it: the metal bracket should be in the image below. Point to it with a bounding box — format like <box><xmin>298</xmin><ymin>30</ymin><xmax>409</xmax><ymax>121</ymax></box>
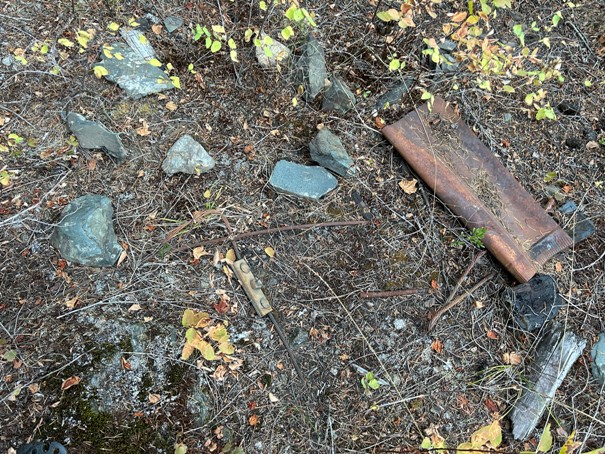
<box><xmin>231</xmin><ymin>259</ymin><xmax>272</xmax><ymax>317</ymax></box>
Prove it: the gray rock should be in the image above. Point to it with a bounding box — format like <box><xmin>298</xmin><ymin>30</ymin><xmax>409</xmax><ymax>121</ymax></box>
<box><xmin>503</xmin><ymin>274</ymin><xmax>563</xmax><ymax>332</ymax></box>
<box><xmin>591</xmin><ymin>333</ymin><xmax>605</xmax><ymax>385</ymax></box>
<box><xmin>559</xmin><ymin>201</ymin><xmax>596</xmax><ymax>244</ymax></box>
<box><xmin>120</xmin><ymin>29</ymin><xmax>157</xmax><ymax>60</ymax></box>
<box><xmin>289</xmin><ymin>327</ymin><xmax>309</xmax><ymax>348</ymax></box>
<box><xmin>188</xmin><ymin>385</ymin><xmax>214</xmax><ymax>425</ymax></box>
<box><xmin>322</xmin><ymin>76</ymin><xmax>356</xmax><ymax>114</ymax></box>
<box><xmin>375</xmin><ymin>78</ymin><xmax>414</xmax><ymax>111</ymax></box>
<box><xmin>296</xmin><ymin>35</ymin><xmax>327</xmax><ymax>101</ymax></box>
<box><xmin>164</xmin><ymin>16</ymin><xmax>183</xmax><ymax>33</ymax></box>
<box><xmin>99</xmin><ymin>41</ymin><xmax>175</xmax><ymax>99</ymax></box>
<box><xmin>66</xmin><ymin>112</ymin><xmax>128</xmax><ymax>161</ymax></box>
<box><xmin>51</xmin><ymin>195</ymin><xmax>122</xmax><ymax>267</ymax></box>
<box><xmin>255</xmin><ymin>33</ymin><xmax>291</xmax><ymax>69</ymax></box>
<box><xmin>162</xmin><ymin>135</ymin><xmax>216</xmax><ymax>176</ymax></box>
<box><xmin>309</xmin><ymin>128</ymin><xmax>355</xmax><ymax>177</ymax></box>
<box><xmin>269</xmin><ymin>160</ymin><xmax>337</xmax><ymax>200</ymax></box>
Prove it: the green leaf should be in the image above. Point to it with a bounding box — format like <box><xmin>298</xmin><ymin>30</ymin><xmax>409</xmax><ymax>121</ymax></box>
<box><xmin>227</xmin><ymin>38</ymin><xmax>237</xmax><ymax>49</ymax></box>
<box><xmin>292</xmin><ymin>8</ymin><xmax>304</xmax><ymax>21</ymax></box>
<box><xmin>58</xmin><ymin>38</ymin><xmax>74</xmax><ymax>48</ymax></box>
<box><xmin>512</xmin><ymin>24</ymin><xmax>525</xmax><ymax>46</ymax></box>
<box><xmin>138</xmin><ymin>34</ymin><xmax>148</xmax><ymax>45</ymax></box>
<box><xmin>544</xmin><ymin>171</ymin><xmax>557</xmax><ymax>183</ymax></box>
<box><xmin>205</xmin><ymin>36</ymin><xmax>212</xmax><ymax>49</ymax></box>
<box><xmin>263</xmin><ymin>46</ymin><xmax>273</xmax><ymax>58</ymax></box>
<box><xmin>174</xmin><ymin>442</ymin><xmax>188</xmax><ymax>454</ymax></box>
<box><xmin>421</xmin><ymin>438</ymin><xmax>432</xmax><ymax>449</ymax></box>
<box><xmin>368</xmin><ymin>378</ymin><xmax>380</xmax><ymax>389</ymax></box>
<box><xmin>421</xmin><ymin>91</ymin><xmax>433</xmax><ymax>101</ymax></box>
<box><xmin>93</xmin><ymin>65</ymin><xmax>109</xmax><ymax>78</ymax></box>
<box><xmin>170</xmin><ymin>76</ymin><xmax>181</xmax><ymax>89</ymax></box>
<box><xmin>8</xmin><ymin>133</ymin><xmax>23</xmax><ymax>144</ymax></box>
<box><xmin>40</xmin><ymin>43</ymin><xmax>49</xmax><ymax>54</ymax></box>
<box><xmin>524</xmin><ymin>93</ymin><xmax>534</xmax><ymax>105</ymax></box>
<box><xmin>376</xmin><ymin>11</ymin><xmax>394</xmax><ymax>22</ymax></box>
<box><xmin>199</xmin><ymin>340</ymin><xmax>216</xmax><ymax>360</ymax></box>
<box><xmin>2</xmin><ymin>350</ymin><xmax>17</xmax><ymax>361</ymax></box>
<box><xmin>244</xmin><ymin>28</ymin><xmax>254</xmax><ymax>42</ymax></box>
<box><xmin>553</xmin><ymin>11</ymin><xmax>563</xmax><ymax>26</ymax></box>
<box><xmin>281</xmin><ymin>26</ymin><xmax>293</xmax><ymax>40</ymax></box>
<box><xmin>193</xmin><ymin>24</ymin><xmax>203</xmax><ymax>41</ymax></box>
<box><xmin>211</xmin><ymin>24</ymin><xmax>225</xmax><ymax>34</ymax></box>
<box><xmin>210</xmin><ymin>40</ymin><xmax>221</xmax><ymax>53</ymax></box>
<box><xmin>469</xmin><ymin>420</ymin><xmax>501</xmax><ymax>448</ymax></box>
<box><xmin>259</xmin><ymin>1</ymin><xmax>267</xmax><ymax>10</ymax></box>
<box><xmin>389</xmin><ymin>58</ymin><xmax>400</xmax><ymax>71</ymax></box>
<box><xmin>285</xmin><ymin>5</ymin><xmax>296</xmax><ymax>20</ymax></box>
<box><xmin>537</xmin><ymin>423</ymin><xmax>553</xmax><ymax>452</ymax></box>
<box><xmin>148</xmin><ymin>58</ymin><xmax>163</xmax><ymax>67</ymax></box>
<box><xmin>218</xmin><ymin>341</ymin><xmax>235</xmax><ymax>355</ymax></box>
<box><xmin>584</xmin><ymin>79</ymin><xmax>592</xmax><ymax>87</ymax></box>
<box><xmin>107</xmin><ymin>22</ymin><xmax>120</xmax><ymax>32</ymax></box>
<box><xmin>502</xmin><ymin>85</ymin><xmax>515</xmax><ymax>93</ymax></box>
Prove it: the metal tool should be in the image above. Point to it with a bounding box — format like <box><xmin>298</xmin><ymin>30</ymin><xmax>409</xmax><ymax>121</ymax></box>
<box><xmin>229</xmin><ymin>240</ymin><xmax>306</xmax><ymax>384</ymax></box>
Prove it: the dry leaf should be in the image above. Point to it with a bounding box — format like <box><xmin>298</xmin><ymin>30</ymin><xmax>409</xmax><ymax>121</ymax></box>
<box><xmin>431</xmin><ymin>279</ymin><xmax>439</xmax><ymax>290</ymax></box>
<box><xmin>128</xmin><ymin>303</ymin><xmax>141</xmax><ymax>312</ymax></box>
<box><xmin>121</xmin><ymin>356</ymin><xmax>132</xmax><ymax>370</ymax></box>
<box><xmin>143</xmin><ymin>316</ymin><xmax>154</xmax><ymax>322</ymax></box>
<box><xmin>88</xmin><ymin>159</ymin><xmax>97</xmax><ymax>171</ymax></box>
<box><xmin>451</xmin><ymin>11</ymin><xmax>468</xmax><ymax>22</ymax></box>
<box><xmin>485</xmin><ymin>397</ymin><xmax>499</xmax><ymax>414</ymax></box>
<box><xmin>192</xmin><ymin>246</ymin><xmax>208</xmax><ymax>260</ymax></box>
<box><xmin>61</xmin><ymin>376</ymin><xmax>81</xmax><ymax>391</ymax></box>
<box><xmin>486</xmin><ymin>329</ymin><xmax>499</xmax><ymax>339</ymax></box>
<box><xmin>269</xmin><ymin>392</ymin><xmax>279</xmax><ymax>403</ymax></box>
<box><xmin>375</xmin><ymin>117</ymin><xmax>386</xmax><ymax>129</ymax></box>
<box><xmin>249</xmin><ymin>414</ymin><xmax>260</xmax><ymax>426</ymax></box>
<box><xmin>136</xmin><ymin>120</ymin><xmax>151</xmax><ymax>136</ymax></box>
<box><xmin>148</xmin><ymin>393</ymin><xmax>161</xmax><ymax>404</ymax></box>
<box><xmin>28</xmin><ymin>383</ymin><xmax>40</xmax><ymax>394</ymax></box>
<box><xmin>225</xmin><ymin>248</ymin><xmax>236</xmax><ymax>264</ymax></box>
<box><xmin>64</xmin><ymin>295</ymin><xmax>78</xmax><ymax>308</ymax></box>
<box><xmin>117</xmin><ymin>250</ymin><xmax>128</xmax><ymax>267</ymax></box>
<box><xmin>399</xmin><ymin>179</ymin><xmax>418</xmax><ymax>194</ymax></box>
<box><xmin>213</xmin><ymin>249</ymin><xmax>221</xmax><ymax>267</ymax></box>
<box><xmin>555</xmin><ymin>261</ymin><xmax>563</xmax><ymax>273</ymax></box>
<box><xmin>264</xmin><ymin>246</ymin><xmax>275</xmax><ymax>258</ymax></box>
<box><xmin>165</xmin><ymin>101</ymin><xmax>177</xmax><ymax>111</ymax></box>
<box><xmin>431</xmin><ymin>338</ymin><xmax>443</xmax><ymax>353</ymax></box>
<box><xmin>502</xmin><ymin>352</ymin><xmax>522</xmax><ymax>365</ymax></box>
<box><xmin>243</xmin><ymin>144</ymin><xmax>254</xmax><ymax>154</ymax></box>
<box><xmin>151</xmin><ymin>24</ymin><xmax>163</xmax><ymax>35</ymax></box>
<box><xmin>474</xmin><ymin>300</ymin><xmax>485</xmax><ymax>309</ymax></box>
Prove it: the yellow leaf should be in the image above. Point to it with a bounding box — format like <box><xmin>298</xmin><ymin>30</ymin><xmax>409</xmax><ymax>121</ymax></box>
<box><xmin>218</xmin><ymin>341</ymin><xmax>234</xmax><ymax>355</ymax></box>
<box><xmin>211</xmin><ymin>25</ymin><xmax>225</xmax><ymax>34</ymax></box>
<box><xmin>128</xmin><ymin>17</ymin><xmax>139</xmax><ymax>27</ymax></box>
<box><xmin>398</xmin><ymin>179</ymin><xmax>418</xmax><ymax>194</ymax></box>
<box><xmin>182</xmin><ymin>309</ymin><xmax>211</xmax><ymax>328</ymax></box>
<box><xmin>170</xmin><ymin>76</ymin><xmax>181</xmax><ymax>89</ymax></box>
<box><xmin>225</xmin><ymin>249</ymin><xmax>236</xmax><ymax>264</ymax></box>
<box><xmin>64</xmin><ymin>295</ymin><xmax>78</xmax><ymax>308</ymax></box>
<box><xmin>93</xmin><ymin>65</ymin><xmax>109</xmax><ymax>78</ymax></box>
<box><xmin>181</xmin><ymin>343</ymin><xmax>195</xmax><ymax>360</ymax></box>
<box><xmin>76</xmin><ymin>29</ymin><xmax>92</xmax><ymax>49</ymax></box>
<box><xmin>148</xmin><ymin>58</ymin><xmax>162</xmax><ymax>67</ymax></box>
<box><xmin>139</xmin><ymin>34</ymin><xmax>148</xmax><ymax>45</ymax></box>
<box><xmin>209</xmin><ymin>325</ymin><xmax>229</xmax><ymax>342</ymax></box>
<box><xmin>102</xmin><ymin>47</ymin><xmax>113</xmax><ymax>58</ymax></box>
<box><xmin>57</xmin><ymin>38</ymin><xmax>74</xmax><ymax>48</ymax></box>
<box><xmin>107</xmin><ymin>22</ymin><xmax>120</xmax><ymax>32</ymax></box>
<box><xmin>114</xmin><ymin>52</ymin><xmax>124</xmax><ymax>60</ymax></box>
<box><xmin>264</xmin><ymin>246</ymin><xmax>275</xmax><ymax>258</ymax></box>
<box><xmin>199</xmin><ymin>340</ymin><xmax>216</xmax><ymax>360</ymax></box>
<box><xmin>292</xmin><ymin>97</ymin><xmax>298</xmax><ymax>107</ymax></box>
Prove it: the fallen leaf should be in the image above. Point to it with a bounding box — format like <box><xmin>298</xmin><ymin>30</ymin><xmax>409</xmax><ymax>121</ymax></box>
<box><xmin>136</xmin><ymin>120</ymin><xmax>151</xmax><ymax>136</ymax></box>
<box><xmin>562</xmin><ymin>184</ymin><xmax>572</xmax><ymax>193</ymax></box>
<box><xmin>502</xmin><ymin>352</ymin><xmax>523</xmax><ymax>365</ymax></box>
<box><xmin>269</xmin><ymin>392</ymin><xmax>279</xmax><ymax>402</ymax></box>
<box><xmin>192</xmin><ymin>246</ymin><xmax>208</xmax><ymax>260</ymax></box>
<box><xmin>64</xmin><ymin>295</ymin><xmax>78</xmax><ymax>308</ymax></box>
<box><xmin>264</xmin><ymin>246</ymin><xmax>275</xmax><ymax>258</ymax></box>
<box><xmin>555</xmin><ymin>261</ymin><xmax>563</xmax><ymax>273</ymax></box>
<box><xmin>225</xmin><ymin>249</ymin><xmax>236</xmax><ymax>264</ymax></box>
<box><xmin>151</xmin><ymin>24</ymin><xmax>163</xmax><ymax>35</ymax></box>
<box><xmin>399</xmin><ymin>179</ymin><xmax>418</xmax><ymax>194</ymax></box>
<box><xmin>249</xmin><ymin>414</ymin><xmax>260</xmax><ymax>426</ymax></box>
<box><xmin>174</xmin><ymin>443</ymin><xmax>188</xmax><ymax>454</ymax></box>
<box><xmin>28</xmin><ymin>383</ymin><xmax>40</xmax><ymax>393</ymax></box>
<box><xmin>148</xmin><ymin>393</ymin><xmax>161</xmax><ymax>404</ymax></box>
<box><xmin>485</xmin><ymin>397</ymin><xmax>499</xmax><ymax>413</ymax></box>
<box><xmin>88</xmin><ymin>159</ymin><xmax>97</xmax><ymax>171</ymax></box>
<box><xmin>61</xmin><ymin>376</ymin><xmax>81</xmax><ymax>391</ymax></box>
<box><xmin>431</xmin><ymin>338</ymin><xmax>443</xmax><ymax>353</ymax></box>
<box><xmin>214</xmin><ymin>294</ymin><xmax>230</xmax><ymax>314</ymax></box>
<box><xmin>451</xmin><ymin>11</ymin><xmax>468</xmax><ymax>22</ymax></box>
<box><xmin>486</xmin><ymin>329</ymin><xmax>499</xmax><ymax>339</ymax></box>
<box><xmin>243</xmin><ymin>144</ymin><xmax>254</xmax><ymax>154</ymax></box>
<box><xmin>121</xmin><ymin>356</ymin><xmax>132</xmax><ymax>370</ymax></box>
<box><xmin>165</xmin><ymin>101</ymin><xmax>177</xmax><ymax>111</ymax></box>
<box><xmin>117</xmin><ymin>250</ymin><xmax>128</xmax><ymax>267</ymax></box>
<box><xmin>128</xmin><ymin>304</ymin><xmax>141</xmax><ymax>312</ymax></box>
<box><xmin>375</xmin><ymin>117</ymin><xmax>386</xmax><ymax>129</ymax></box>
<box><xmin>431</xmin><ymin>279</ymin><xmax>439</xmax><ymax>290</ymax></box>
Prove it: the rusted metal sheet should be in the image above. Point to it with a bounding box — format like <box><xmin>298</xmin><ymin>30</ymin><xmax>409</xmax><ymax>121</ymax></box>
<box><xmin>382</xmin><ymin>97</ymin><xmax>573</xmax><ymax>283</ymax></box>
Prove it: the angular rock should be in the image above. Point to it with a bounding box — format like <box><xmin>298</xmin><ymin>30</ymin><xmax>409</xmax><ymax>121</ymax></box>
<box><xmin>503</xmin><ymin>274</ymin><xmax>563</xmax><ymax>332</ymax></box>
<box><xmin>296</xmin><ymin>35</ymin><xmax>327</xmax><ymax>101</ymax></box>
<box><xmin>511</xmin><ymin>324</ymin><xmax>586</xmax><ymax>440</ymax></box>
<box><xmin>120</xmin><ymin>29</ymin><xmax>157</xmax><ymax>60</ymax></box>
<box><xmin>309</xmin><ymin>128</ymin><xmax>355</xmax><ymax>177</ymax></box>
<box><xmin>375</xmin><ymin>78</ymin><xmax>414</xmax><ymax>111</ymax></box>
<box><xmin>591</xmin><ymin>333</ymin><xmax>605</xmax><ymax>386</ymax></box>
<box><xmin>162</xmin><ymin>135</ymin><xmax>216</xmax><ymax>176</ymax></box>
<box><xmin>559</xmin><ymin>201</ymin><xmax>596</xmax><ymax>244</ymax></box>
<box><xmin>255</xmin><ymin>33</ymin><xmax>290</xmax><ymax>69</ymax></box>
<box><xmin>164</xmin><ymin>16</ymin><xmax>183</xmax><ymax>33</ymax></box>
<box><xmin>269</xmin><ymin>160</ymin><xmax>337</xmax><ymax>201</ymax></box>
<box><xmin>51</xmin><ymin>195</ymin><xmax>122</xmax><ymax>267</ymax></box>
<box><xmin>99</xmin><ymin>36</ymin><xmax>175</xmax><ymax>99</ymax></box>
<box><xmin>322</xmin><ymin>76</ymin><xmax>356</xmax><ymax>114</ymax></box>
<box><xmin>66</xmin><ymin>112</ymin><xmax>128</xmax><ymax>162</ymax></box>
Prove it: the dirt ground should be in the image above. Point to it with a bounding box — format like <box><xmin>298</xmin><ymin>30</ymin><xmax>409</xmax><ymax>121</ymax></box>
<box><xmin>1</xmin><ymin>0</ymin><xmax>604</xmax><ymax>452</ymax></box>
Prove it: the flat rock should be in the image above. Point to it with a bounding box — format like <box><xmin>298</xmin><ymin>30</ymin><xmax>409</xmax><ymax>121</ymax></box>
<box><xmin>51</xmin><ymin>195</ymin><xmax>122</xmax><ymax>267</ymax></box>
<box><xmin>255</xmin><ymin>33</ymin><xmax>290</xmax><ymax>68</ymax></box>
<box><xmin>559</xmin><ymin>201</ymin><xmax>596</xmax><ymax>244</ymax></box>
<box><xmin>162</xmin><ymin>135</ymin><xmax>216</xmax><ymax>176</ymax></box>
<box><xmin>309</xmin><ymin>128</ymin><xmax>355</xmax><ymax>177</ymax></box>
<box><xmin>296</xmin><ymin>35</ymin><xmax>327</xmax><ymax>101</ymax></box>
<box><xmin>99</xmin><ymin>38</ymin><xmax>175</xmax><ymax>99</ymax></box>
<box><xmin>591</xmin><ymin>333</ymin><xmax>605</xmax><ymax>386</ymax></box>
<box><xmin>269</xmin><ymin>160</ymin><xmax>337</xmax><ymax>200</ymax></box>
<box><xmin>503</xmin><ymin>274</ymin><xmax>563</xmax><ymax>332</ymax></box>
<box><xmin>375</xmin><ymin>78</ymin><xmax>414</xmax><ymax>111</ymax></box>
<box><xmin>164</xmin><ymin>16</ymin><xmax>183</xmax><ymax>33</ymax></box>
<box><xmin>66</xmin><ymin>112</ymin><xmax>128</xmax><ymax>162</ymax></box>
<box><xmin>322</xmin><ymin>76</ymin><xmax>356</xmax><ymax>114</ymax></box>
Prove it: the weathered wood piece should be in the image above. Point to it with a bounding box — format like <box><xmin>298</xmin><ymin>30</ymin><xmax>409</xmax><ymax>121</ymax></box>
<box><xmin>511</xmin><ymin>323</ymin><xmax>586</xmax><ymax>440</ymax></box>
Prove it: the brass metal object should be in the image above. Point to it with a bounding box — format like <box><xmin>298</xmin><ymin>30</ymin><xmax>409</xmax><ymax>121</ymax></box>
<box><xmin>232</xmin><ymin>259</ymin><xmax>272</xmax><ymax>317</ymax></box>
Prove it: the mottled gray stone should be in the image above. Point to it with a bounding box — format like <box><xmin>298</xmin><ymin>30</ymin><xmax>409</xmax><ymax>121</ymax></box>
<box><xmin>309</xmin><ymin>128</ymin><xmax>355</xmax><ymax>177</ymax></box>
<box><xmin>322</xmin><ymin>76</ymin><xmax>356</xmax><ymax>114</ymax></box>
<box><xmin>120</xmin><ymin>29</ymin><xmax>157</xmax><ymax>60</ymax></box>
<box><xmin>375</xmin><ymin>78</ymin><xmax>414</xmax><ymax>111</ymax></box>
<box><xmin>296</xmin><ymin>35</ymin><xmax>327</xmax><ymax>101</ymax></box>
<box><xmin>164</xmin><ymin>16</ymin><xmax>183</xmax><ymax>33</ymax></box>
<box><xmin>99</xmin><ymin>41</ymin><xmax>174</xmax><ymax>99</ymax></box>
<box><xmin>189</xmin><ymin>385</ymin><xmax>214</xmax><ymax>425</ymax></box>
<box><xmin>66</xmin><ymin>112</ymin><xmax>128</xmax><ymax>162</ymax></box>
<box><xmin>503</xmin><ymin>274</ymin><xmax>563</xmax><ymax>332</ymax></box>
<box><xmin>559</xmin><ymin>201</ymin><xmax>596</xmax><ymax>244</ymax></box>
<box><xmin>51</xmin><ymin>195</ymin><xmax>122</xmax><ymax>267</ymax></box>
<box><xmin>255</xmin><ymin>33</ymin><xmax>290</xmax><ymax>69</ymax></box>
<box><xmin>162</xmin><ymin>135</ymin><xmax>216</xmax><ymax>176</ymax></box>
<box><xmin>269</xmin><ymin>160</ymin><xmax>337</xmax><ymax>200</ymax></box>
<box><xmin>289</xmin><ymin>327</ymin><xmax>309</xmax><ymax>348</ymax></box>
<box><xmin>591</xmin><ymin>333</ymin><xmax>605</xmax><ymax>386</ymax></box>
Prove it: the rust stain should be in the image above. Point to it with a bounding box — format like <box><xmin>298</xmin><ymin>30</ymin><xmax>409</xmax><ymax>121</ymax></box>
<box><xmin>382</xmin><ymin>97</ymin><xmax>572</xmax><ymax>283</ymax></box>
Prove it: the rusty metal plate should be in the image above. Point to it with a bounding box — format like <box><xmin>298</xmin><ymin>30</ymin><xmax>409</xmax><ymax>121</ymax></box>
<box><xmin>382</xmin><ymin>97</ymin><xmax>573</xmax><ymax>283</ymax></box>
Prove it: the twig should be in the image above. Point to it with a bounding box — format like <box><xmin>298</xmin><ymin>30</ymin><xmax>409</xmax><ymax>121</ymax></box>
<box><xmin>428</xmin><ymin>272</ymin><xmax>495</xmax><ymax>332</ymax></box>
<box><xmin>359</xmin><ymin>288</ymin><xmax>427</xmax><ymax>298</ymax></box>
<box><xmin>166</xmin><ymin>219</ymin><xmax>370</xmax><ymax>254</ymax></box>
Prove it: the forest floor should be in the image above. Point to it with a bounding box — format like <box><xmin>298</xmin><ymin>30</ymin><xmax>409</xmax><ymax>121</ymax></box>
<box><xmin>1</xmin><ymin>0</ymin><xmax>604</xmax><ymax>453</ymax></box>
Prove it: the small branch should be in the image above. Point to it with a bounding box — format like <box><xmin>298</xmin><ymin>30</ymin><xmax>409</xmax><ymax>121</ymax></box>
<box><xmin>359</xmin><ymin>288</ymin><xmax>427</xmax><ymax>298</ymax></box>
